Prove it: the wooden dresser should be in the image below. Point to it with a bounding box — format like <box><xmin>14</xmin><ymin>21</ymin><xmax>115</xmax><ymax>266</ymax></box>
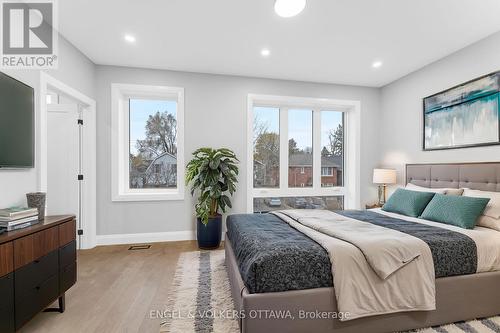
<box><xmin>0</xmin><ymin>215</ymin><xmax>77</xmax><ymax>332</ymax></box>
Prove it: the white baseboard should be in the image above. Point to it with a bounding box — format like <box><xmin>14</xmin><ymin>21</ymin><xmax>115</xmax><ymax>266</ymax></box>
<box><xmin>96</xmin><ymin>230</ymin><xmax>196</xmax><ymax>246</ymax></box>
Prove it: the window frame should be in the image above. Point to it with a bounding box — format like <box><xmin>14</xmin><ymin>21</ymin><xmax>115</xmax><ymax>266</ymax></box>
<box><xmin>111</xmin><ymin>83</ymin><xmax>185</xmax><ymax>201</ymax></box>
<box><xmin>247</xmin><ymin>94</ymin><xmax>360</xmax><ymax>212</ymax></box>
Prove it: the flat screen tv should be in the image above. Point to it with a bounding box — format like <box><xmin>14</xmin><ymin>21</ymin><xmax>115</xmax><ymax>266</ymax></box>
<box><xmin>0</xmin><ymin>72</ymin><xmax>34</xmax><ymax>168</ymax></box>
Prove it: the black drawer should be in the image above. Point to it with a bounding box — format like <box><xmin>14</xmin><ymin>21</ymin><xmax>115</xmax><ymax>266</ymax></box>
<box><xmin>60</xmin><ymin>262</ymin><xmax>77</xmax><ymax>294</ymax></box>
<box><xmin>0</xmin><ymin>272</ymin><xmax>14</xmax><ymax>309</ymax></box>
<box><xmin>15</xmin><ymin>273</ymin><xmax>59</xmax><ymax>330</ymax></box>
<box><xmin>59</xmin><ymin>240</ymin><xmax>76</xmax><ymax>268</ymax></box>
<box><xmin>0</xmin><ymin>273</ymin><xmax>14</xmax><ymax>333</ymax></box>
<box><xmin>0</xmin><ymin>303</ymin><xmax>15</xmax><ymax>333</ymax></box>
<box><xmin>15</xmin><ymin>250</ymin><xmax>58</xmax><ymax>301</ymax></box>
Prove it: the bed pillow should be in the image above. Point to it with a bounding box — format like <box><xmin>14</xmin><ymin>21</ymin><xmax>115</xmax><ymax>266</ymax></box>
<box><xmin>382</xmin><ymin>188</ymin><xmax>435</xmax><ymax>217</ymax></box>
<box><xmin>420</xmin><ymin>194</ymin><xmax>490</xmax><ymax>229</ymax></box>
<box><xmin>476</xmin><ymin>215</ymin><xmax>500</xmax><ymax>232</ymax></box>
<box><xmin>462</xmin><ymin>189</ymin><xmax>500</xmax><ymax>219</ymax></box>
<box><xmin>405</xmin><ymin>183</ymin><xmax>464</xmax><ymax>196</ymax></box>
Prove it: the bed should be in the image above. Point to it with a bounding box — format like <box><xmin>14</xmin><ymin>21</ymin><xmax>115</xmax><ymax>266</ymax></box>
<box><xmin>225</xmin><ymin>162</ymin><xmax>500</xmax><ymax>333</ymax></box>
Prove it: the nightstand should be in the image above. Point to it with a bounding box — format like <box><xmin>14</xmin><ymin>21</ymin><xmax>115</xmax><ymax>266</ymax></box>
<box><xmin>365</xmin><ymin>203</ymin><xmax>383</xmax><ymax>209</ymax></box>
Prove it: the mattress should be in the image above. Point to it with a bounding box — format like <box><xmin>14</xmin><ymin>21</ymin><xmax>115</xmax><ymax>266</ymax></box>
<box><xmin>227</xmin><ymin>210</ymin><xmax>500</xmax><ymax>294</ymax></box>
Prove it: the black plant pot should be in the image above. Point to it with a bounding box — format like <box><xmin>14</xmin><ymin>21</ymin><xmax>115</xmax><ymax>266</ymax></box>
<box><xmin>197</xmin><ymin>215</ymin><xmax>222</xmax><ymax>249</ymax></box>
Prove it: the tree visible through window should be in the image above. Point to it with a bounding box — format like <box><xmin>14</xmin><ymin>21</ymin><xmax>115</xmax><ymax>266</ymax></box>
<box><xmin>253</xmin><ymin>107</ymin><xmax>280</xmax><ymax>188</ymax></box>
<box><xmin>321</xmin><ymin>111</ymin><xmax>344</xmax><ymax>187</ymax></box>
<box><xmin>129</xmin><ymin>99</ymin><xmax>178</xmax><ymax>189</ymax></box>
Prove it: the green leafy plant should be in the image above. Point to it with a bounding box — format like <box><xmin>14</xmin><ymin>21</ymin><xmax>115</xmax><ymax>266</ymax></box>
<box><xmin>186</xmin><ymin>148</ymin><xmax>239</xmax><ymax>225</ymax></box>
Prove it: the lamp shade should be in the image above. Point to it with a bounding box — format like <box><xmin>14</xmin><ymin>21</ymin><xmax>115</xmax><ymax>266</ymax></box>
<box><xmin>373</xmin><ymin>169</ymin><xmax>397</xmax><ymax>184</ymax></box>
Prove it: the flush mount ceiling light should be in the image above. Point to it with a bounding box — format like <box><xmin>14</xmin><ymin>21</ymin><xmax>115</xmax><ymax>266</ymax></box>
<box><xmin>274</xmin><ymin>0</ymin><xmax>306</xmax><ymax>18</ymax></box>
<box><xmin>124</xmin><ymin>34</ymin><xmax>136</xmax><ymax>43</ymax></box>
<box><xmin>372</xmin><ymin>60</ymin><xmax>383</xmax><ymax>69</ymax></box>
<box><xmin>261</xmin><ymin>48</ymin><xmax>271</xmax><ymax>57</ymax></box>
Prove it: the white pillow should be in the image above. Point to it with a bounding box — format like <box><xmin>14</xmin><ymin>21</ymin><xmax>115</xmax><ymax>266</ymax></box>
<box><xmin>462</xmin><ymin>189</ymin><xmax>500</xmax><ymax>219</ymax></box>
<box><xmin>405</xmin><ymin>183</ymin><xmax>463</xmax><ymax>196</ymax></box>
<box><xmin>476</xmin><ymin>215</ymin><xmax>500</xmax><ymax>232</ymax></box>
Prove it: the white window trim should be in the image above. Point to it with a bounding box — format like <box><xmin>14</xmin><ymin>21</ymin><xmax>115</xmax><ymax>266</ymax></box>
<box><xmin>247</xmin><ymin>94</ymin><xmax>360</xmax><ymax>212</ymax></box>
<box><xmin>111</xmin><ymin>83</ymin><xmax>185</xmax><ymax>201</ymax></box>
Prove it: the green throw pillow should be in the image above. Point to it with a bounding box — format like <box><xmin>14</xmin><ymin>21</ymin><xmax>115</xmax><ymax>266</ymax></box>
<box><xmin>420</xmin><ymin>193</ymin><xmax>490</xmax><ymax>229</ymax></box>
<box><xmin>382</xmin><ymin>188</ymin><xmax>435</xmax><ymax>217</ymax></box>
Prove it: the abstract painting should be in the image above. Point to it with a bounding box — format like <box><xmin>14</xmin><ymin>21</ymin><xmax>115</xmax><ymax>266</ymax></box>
<box><xmin>423</xmin><ymin>71</ymin><xmax>500</xmax><ymax>150</ymax></box>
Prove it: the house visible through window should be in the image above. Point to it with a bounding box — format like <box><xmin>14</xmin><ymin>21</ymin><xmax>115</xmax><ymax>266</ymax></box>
<box><xmin>112</xmin><ymin>83</ymin><xmax>184</xmax><ymax>201</ymax></box>
<box><xmin>249</xmin><ymin>95</ymin><xmax>351</xmax><ymax>213</ymax></box>
<box><xmin>129</xmin><ymin>99</ymin><xmax>178</xmax><ymax>189</ymax></box>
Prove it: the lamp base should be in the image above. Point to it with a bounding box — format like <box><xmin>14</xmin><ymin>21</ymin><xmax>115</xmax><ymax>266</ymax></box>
<box><xmin>377</xmin><ymin>185</ymin><xmax>387</xmax><ymax>206</ymax></box>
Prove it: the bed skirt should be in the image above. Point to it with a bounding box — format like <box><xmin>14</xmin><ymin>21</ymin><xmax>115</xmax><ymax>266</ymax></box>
<box><xmin>225</xmin><ymin>234</ymin><xmax>500</xmax><ymax>333</ymax></box>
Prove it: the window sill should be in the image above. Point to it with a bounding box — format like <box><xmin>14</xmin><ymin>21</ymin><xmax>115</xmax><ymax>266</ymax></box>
<box><xmin>112</xmin><ymin>191</ymin><xmax>184</xmax><ymax>202</ymax></box>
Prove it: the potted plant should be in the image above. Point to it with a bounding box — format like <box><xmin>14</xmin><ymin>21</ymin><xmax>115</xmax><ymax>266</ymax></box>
<box><xmin>186</xmin><ymin>147</ymin><xmax>239</xmax><ymax>249</ymax></box>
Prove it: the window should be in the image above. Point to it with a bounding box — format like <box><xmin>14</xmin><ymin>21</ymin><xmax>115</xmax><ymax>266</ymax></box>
<box><xmin>321</xmin><ymin>167</ymin><xmax>333</xmax><ymax>176</ymax></box>
<box><xmin>253</xmin><ymin>196</ymin><xmax>344</xmax><ymax>213</ymax></box>
<box><xmin>248</xmin><ymin>94</ymin><xmax>359</xmax><ymax>212</ymax></box>
<box><xmin>321</xmin><ymin>111</ymin><xmax>344</xmax><ymax>187</ymax></box>
<box><xmin>112</xmin><ymin>84</ymin><xmax>184</xmax><ymax>201</ymax></box>
<box><xmin>289</xmin><ymin>109</ymin><xmax>312</xmax><ymax>188</ymax></box>
<box><xmin>253</xmin><ymin>107</ymin><xmax>280</xmax><ymax>188</ymax></box>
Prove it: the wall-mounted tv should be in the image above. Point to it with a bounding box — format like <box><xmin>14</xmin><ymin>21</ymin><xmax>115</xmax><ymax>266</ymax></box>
<box><xmin>0</xmin><ymin>72</ymin><xmax>35</xmax><ymax>168</ymax></box>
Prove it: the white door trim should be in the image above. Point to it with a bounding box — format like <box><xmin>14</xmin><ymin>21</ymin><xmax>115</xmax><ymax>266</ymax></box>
<box><xmin>39</xmin><ymin>72</ymin><xmax>97</xmax><ymax>249</ymax></box>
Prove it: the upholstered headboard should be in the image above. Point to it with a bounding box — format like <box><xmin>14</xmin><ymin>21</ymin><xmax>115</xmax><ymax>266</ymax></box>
<box><xmin>406</xmin><ymin>162</ymin><xmax>500</xmax><ymax>192</ymax></box>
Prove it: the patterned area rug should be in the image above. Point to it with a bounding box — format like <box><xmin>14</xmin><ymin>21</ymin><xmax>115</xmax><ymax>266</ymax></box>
<box><xmin>161</xmin><ymin>250</ymin><xmax>500</xmax><ymax>333</ymax></box>
<box><xmin>160</xmin><ymin>250</ymin><xmax>239</xmax><ymax>333</ymax></box>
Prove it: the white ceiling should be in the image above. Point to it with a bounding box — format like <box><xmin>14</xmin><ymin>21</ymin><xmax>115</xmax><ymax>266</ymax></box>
<box><xmin>58</xmin><ymin>0</ymin><xmax>500</xmax><ymax>87</ymax></box>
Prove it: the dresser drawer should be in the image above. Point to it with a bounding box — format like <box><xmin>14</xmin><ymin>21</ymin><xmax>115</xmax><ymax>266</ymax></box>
<box><xmin>15</xmin><ymin>250</ymin><xmax>58</xmax><ymax>301</ymax></box>
<box><xmin>59</xmin><ymin>219</ymin><xmax>76</xmax><ymax>247</ymax></box>
<box><xmin>0</xmin><ymin>302</ymin><xmax>15</xmax><ymax>333</ymax></box>
<box><xmin>60</xmin><ymin>240</ymin><xmax>76</xmax><ymax>268</ymax></box>
<box><xmin>60</xmin><ymin>262</ymin><xmax>77</xmax><ymax>294</ymax></box>
<box><xmin>0</xmin><ymin>272</ymin><xmax>14</xmax><ymax>310</ymax></box>
<box><xmin>15</xmin><ymin>273</ymin><xmax>59</xmax><ymax>330</ymax></box>
<box><xmin>0</xmin><ymin>273</ymin><xmax>15</xmax><ymax>333</ymax></box>
<box><xmin>0</xmin><ymin>242</ymin><xmax>13</xmax><ymax>277</ymax></box>
<box><xmin>14</xmin><ymin>227</ymin><xmax>59</xmax><ymax>269</ymax></box>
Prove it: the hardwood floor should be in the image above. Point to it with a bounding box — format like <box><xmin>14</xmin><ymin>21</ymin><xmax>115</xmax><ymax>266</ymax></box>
<box><xmin>20</xmin><ymin>240</ymin><xmax>206</xmax><ymax>333</ymax></box>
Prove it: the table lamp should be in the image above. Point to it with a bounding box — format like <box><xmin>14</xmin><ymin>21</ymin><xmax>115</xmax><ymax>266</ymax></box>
<box><xmin>373</xmin><ymin>169</ymin><xmax>397</xmax><ymax>205</ymax></box>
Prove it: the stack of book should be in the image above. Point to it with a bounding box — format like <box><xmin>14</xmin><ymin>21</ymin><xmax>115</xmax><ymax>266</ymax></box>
<box><xmin>0</xmin><ymin>207</ymin><xmax>39</xmax><ymax>231</ymax></box>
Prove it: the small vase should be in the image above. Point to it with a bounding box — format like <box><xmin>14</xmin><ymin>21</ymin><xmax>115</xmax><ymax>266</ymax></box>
<box><xmin>26</xmin><ymin>192</ymin><xmax>46</xmax><ymax>220</ymax></box>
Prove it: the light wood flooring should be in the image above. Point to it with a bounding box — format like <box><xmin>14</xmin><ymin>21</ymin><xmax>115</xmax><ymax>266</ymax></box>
<box><xmin>20</xmin><ymin>240</ymin><xmax>209</xmax><ymax>333</ymax></box>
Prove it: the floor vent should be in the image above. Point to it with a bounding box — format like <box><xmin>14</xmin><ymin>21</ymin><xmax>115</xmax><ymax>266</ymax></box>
<box><xmin>128</xmin><ymin>244</ymin><xmax>152</xmax><ymax>251</ymax></box>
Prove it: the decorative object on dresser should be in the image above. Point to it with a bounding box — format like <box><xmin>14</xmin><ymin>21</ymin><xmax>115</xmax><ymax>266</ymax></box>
<box><xmin>423</xmin><ymin>71</ymin><xmax>500</xmax><ymax>151</ymax></box>
<box><xmin>26</xmin><ymin>192</ymin><xmax>47</xmax><ymax>220</ymax></box>
<box><xmin>0</xmin><ymin>207</ymin><xmax>39</xmax><ymax>231</ymax></box>
<box><xmin>372</xmin><ymin>168</ymin><xmax>397</xmax><ymax>205</ymax></box>
<box><xmin>0</xmin><ymin>215</ymin><xmax>77</xmax><ymax>333</ymax></box>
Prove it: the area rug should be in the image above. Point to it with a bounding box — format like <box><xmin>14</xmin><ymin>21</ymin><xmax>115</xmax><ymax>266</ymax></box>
<box><xmin>161</xmin><ymin>250</ymin><xmax>500</xmax><ymax>333</ymax></box>
<box><xmin>160</xmin><ymin>250</ymin><xmax>239</xmax><ymax>333</ymax></box>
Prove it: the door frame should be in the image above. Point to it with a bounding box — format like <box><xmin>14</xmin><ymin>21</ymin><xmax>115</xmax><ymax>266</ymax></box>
<box><xmin>39</xmin><ymin>72</ymin><xmax>97</xmax><ymax>249</ymax></box>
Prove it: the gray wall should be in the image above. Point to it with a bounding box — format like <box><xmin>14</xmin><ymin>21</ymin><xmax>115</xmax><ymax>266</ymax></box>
<box><xmin>0</xmin><ymin>36</ymin><xmax>96</xmax><ymax>208</ymax></box>
<box><xmin>96</xmin><ymin>66</ymin><xmax>381</xmax><ymax>235</ymax></box>
<box><xmin>380</xmin><ymin>31</ymin><xmax>500</xmax><ymax>184</ymax></box>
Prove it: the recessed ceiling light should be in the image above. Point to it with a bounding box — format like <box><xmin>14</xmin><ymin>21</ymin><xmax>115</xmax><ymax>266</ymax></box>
<box><xmin>124</xmin><ymin>34</ymin><xmax>136</xmax><ymax>43</ymax></box>
<box><xmin>372</xmin><ymin>60</ymin><xmax>383</xmax><ymax>69</ymax></box>
<box><xmin>274</xmin><ymin>0</ymin><xmax>306</xmax><ymax>18</ymax></box>
<box><xmin>261</xmin><ymin>48</ymin><xmax>271</xmax><ymax>57</ymax></box>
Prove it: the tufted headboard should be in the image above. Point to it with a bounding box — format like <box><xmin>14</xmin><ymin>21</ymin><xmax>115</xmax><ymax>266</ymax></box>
<box><xmin>406</xmin><ymin>162</ymin><xmax>500</xmax><ymax>192</ymax></box>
